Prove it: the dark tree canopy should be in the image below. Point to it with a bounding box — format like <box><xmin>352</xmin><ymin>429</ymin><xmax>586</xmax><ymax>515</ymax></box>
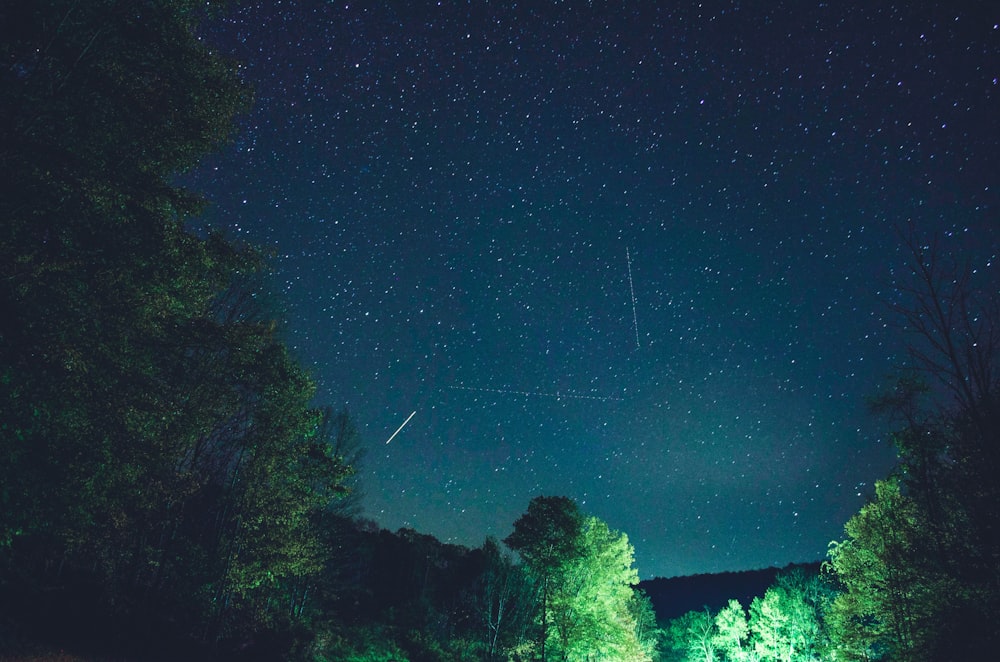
<box><xmin>0</xmin><ymin>1</ymin><xmax>354</xmax><ymax>653</ymax></box>
<box><xmin>504</xmin><ymin>495</ymin><xmax>584</xmax><ymax>573</ymax></box>
<box><xmin>824</xmin><ymin>228</ymin><xmax>1000</xmax><ymax>662</ymax></box>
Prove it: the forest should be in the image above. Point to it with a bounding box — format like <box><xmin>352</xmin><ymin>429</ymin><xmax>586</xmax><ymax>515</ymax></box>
<box><xmin>1</xmin><ymin>2</ymin><xmax>998</xmax><ymax>661</ymax></box>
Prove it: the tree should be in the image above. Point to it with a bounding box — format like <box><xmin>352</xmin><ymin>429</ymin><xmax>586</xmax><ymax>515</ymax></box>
<box><xmin>505</xmin><ymin>496</ymin><xmax>584</xmax><ymax>662</ymax></box>
<box><xmin>713</xmin><ymin>599</ymin><xmax>754</xmax><ymax>662</ymax></box>
<box><xmin>1</xmin><ymin>0</ymin><xmax>248</xmax><ymax>567</ymax></box>
<box><xmin>889</xmin><ymin>228</ymin><xmax>1000</xmax><ymax>658</ymax></box>
<box><xmin>630</xmin><ymin>590</ymin><xmax>664</xmax><ymax>662</ymax></box>
<box><xmin>504</xmin><ymin>498</ymin><xmax>656</xmax><ymax>661</ymax></box>
<box><xmin>749</xmin><ymin>592</ymin><xmax>788</xmax><ymax>662</ymax></box>
<box><xmin>825</xmin><ymin>478</ymin><xmax>949</xmax><ymax>662</ymax></box>
<box><xmin>748</xmin><ymin>570</ymin><xmax>830</xmax><ymax>662</ymax></box>
<box><xmin>0</xmin><ymin>1</ymin><xmax>357</xmax><ymax>652</ymax></box>
<box><xmin>665</xmin><ymin>608</ymin><xmax>718</xmax><ymax>662</ymax></box>
<box><xmin>295</xmin><ymin>409</ymin><xmax>367</xmax><ymax>619</ymax></box>
<box><xmin>547</xmin><ymin>517</ymin><xmax>648</xmax><ymax>661</ymax></box>
<box><xmin>824</xmin><ymin>227</ymin><xmax>1000</xmax><ymax>661</ymax></box>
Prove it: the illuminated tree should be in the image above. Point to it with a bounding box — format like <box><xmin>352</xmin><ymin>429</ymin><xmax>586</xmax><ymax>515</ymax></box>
<box><xmin>662</xmin><ymin>571</ymin><xmax>830</xmax><ymax>662</ymax></box>
<box><xmin>749</xmin><ymin>592</ymin><xmax>789</xmax><ymax>662</ymax></box>
<box><xmin>630</xmin><ymin>590</ymin><xmax>663</xmax><ymax>662</ymax></box>
<box><xmin>713</xmin><ymin>599</ymin><xmax>755</xmax><ymax>662</ymax></box>
<box><xmin>505</xmin><ymin>496</ymin><xmax>584</xmax><ymax>662</ymax></box>
<box><xmin>825</xmin><ymin>478</ymin><xmax>950</xmax><ymax>662</ymax></box>
<box><xmin>824</xmin><ymin>227</ymin><xmax>1000</xmax><ymax>660</ymax></box>
<box><xmin>665</xmin><ymin>608</ymin><xmax>718</xmax><ymax>662</ymax></box>
<box><xmin>748</xmin><ymin>569</ymin><xmax>830</xmax><ymax>662</ymax></box>
<box><xmin>548</xmin><ymin>517</ymin><xmax>649</xmax><ymax>661</ymax></box>
<box><xmin>505</xmin><ymin>499</ymin><xmax>655</xmax><ymax>661</ymax></box>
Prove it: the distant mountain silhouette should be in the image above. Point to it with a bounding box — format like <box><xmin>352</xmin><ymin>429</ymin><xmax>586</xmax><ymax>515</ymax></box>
<box><xmin>637</xmin><ymin>561</ymin><xmax>823</xmax><ymax>623</ymax></box>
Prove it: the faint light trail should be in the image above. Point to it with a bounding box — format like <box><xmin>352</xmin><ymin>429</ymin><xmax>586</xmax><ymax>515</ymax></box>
<box><xmin>447</xmin><ymin>385</ymin><xmax>623</xmax><ymax>402</ymax></box>
<box><xmin>626</xmin><ymin>246</ymin><xmax>640</xmax><ymax>350</ymax></box>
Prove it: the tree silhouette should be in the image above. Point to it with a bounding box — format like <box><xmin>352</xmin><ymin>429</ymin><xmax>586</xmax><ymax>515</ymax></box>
<box><xmin>505</xmin><ymin>496</ymin><xmax>584</xmax><ymax>662</ymax></box>
<box><xmin>0</xmin><ymin>1</ymin><xmax>355</xmax><ymax>652</ymax></box>
<box><xmin>826</xmin><ymin>227</ymin><xmax>1000</xmax><ymax>660</ymax></box>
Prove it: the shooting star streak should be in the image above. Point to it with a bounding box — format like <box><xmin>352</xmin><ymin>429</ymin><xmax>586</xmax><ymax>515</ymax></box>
<box><xmin>626</xmin><ymin>246</ymin><xmax>640</xmax><ymax>350</ymax></box>
<box><xmin>384</xmin><ymin>410</ymin><xmax>416</xmax><ymax>444</ymax></box>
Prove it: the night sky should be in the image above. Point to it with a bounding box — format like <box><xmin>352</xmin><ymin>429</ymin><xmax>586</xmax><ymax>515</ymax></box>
<box><xmin>191</xmin><ymin>1</ymin><xmax>999</xmax><ymax>578</ymax></box>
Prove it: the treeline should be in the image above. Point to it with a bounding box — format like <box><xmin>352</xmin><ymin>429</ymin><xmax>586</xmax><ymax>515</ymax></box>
<box><xmin>282</xmin><ymin>497</ymin><xmax>658</xmax><ymax>661</ymax></box>
<box><xmin>639</xmin><ymin>563</ymin><xmax>823</xmax><ymax>622</ymax></box>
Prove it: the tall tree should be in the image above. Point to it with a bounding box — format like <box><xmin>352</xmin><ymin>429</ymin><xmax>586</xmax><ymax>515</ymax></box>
<box><xmin>630</xmin><ymin>590</ymin><xmax>663</xmax><ymax>662</ymax></box>
<box><xmin>0</xmin><ymin>1</ymin><xmax>356</xmax><ymax>652</ymax></box>
<box><xmin>547</xmin><ymin>517</ymin><xmax>648</xmax><ymax>661</ymax></box>
<box><xmin>505</xmin><ymin>496</ymin><xmax>584</xmax><ymax>662</ymax></box>
<box><xmin>825</xmin><ymin>478</ymin><xmax>950</xmax><ymax>662</ymax></box>
<box><xmin>713</xmin><ymin>599</ymin><xmax>754</xmax><ymax>662</ymax></box>
<box><xmin>748</xmin><ymin>569</ymin><xmax>830</xmax><ymax>662</ymax></box>
<box><xmin>1</xmin><ymin>0</ymin><xmax>249</xmax><ymax>562</ymax></box>
<box><xmin>825</xmin><ymin>227</ymin><xmax>999</xmax><ymax>661</ymax></box>
<box><xmin>665</xmin><ymin>608</ymin><xmax>718</xmax><ymax>662</ymax></box>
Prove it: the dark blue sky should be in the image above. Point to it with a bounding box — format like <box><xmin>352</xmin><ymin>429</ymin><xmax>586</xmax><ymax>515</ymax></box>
<box><xmin>193</xmin><ymin>1</ymin><xmax>999</xmax><ymax>578</ymax></box>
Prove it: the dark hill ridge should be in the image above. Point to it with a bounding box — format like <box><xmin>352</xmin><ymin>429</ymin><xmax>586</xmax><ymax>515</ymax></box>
<box><xmin>637</xmin><ymin>561</ymin><xmax>823</xmax><ymax>623</ymax></box>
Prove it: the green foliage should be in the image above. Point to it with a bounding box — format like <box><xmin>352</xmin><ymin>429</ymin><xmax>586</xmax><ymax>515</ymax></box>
<box><xmin>748</xmin><ymin>570</ymin><xmax>830</xmax><ymax>662</ymax></box>
<box><xmin>663</xmin><ymin>608</ymin><xmax>717</xmax><ymax>662</ymax></box>
<box><xmin>504</xmin><ymin>495</ymin><xmax>584</xmax><ymax>661</ymax></box>
<box><xmin>504</xmin><ymin>496</ymin><xmax>585</xmax><ymax>577</ymax></box>
<box><xmin>548</xmin><ymin>517</ymin><xmax>643</xmax><ymax>660</ymax></box>
<box><xmin>308</xmin><ymin>624</ymin><xmax>411</xmax><ymax>662</ymax></box>
<box><xmin>825</xmin><ymin>478</ymin><xmax>955</xmax><ymax>662</ymax></box>
<box><xmin>823</xmin><ymin>232</ymin><xmax>1000</xmax><ymax>661</ymax></box>
<box><xmin>630</xmin><ymin>590</ymin><xmax>664</xmax><ymax>662</ymax></box>
<box><xmin>712</xmin><ymin>600</ymin><xmax>752</xmax><ymax>662</ymax></box>
<box><xmin>506</xmin><ymin>498</ymin><xmax>656</xmax><ymax>661</ymax></box>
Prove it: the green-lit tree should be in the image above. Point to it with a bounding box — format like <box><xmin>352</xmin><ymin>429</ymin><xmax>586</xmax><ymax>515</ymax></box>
<box><xmin>630</xmin><ymin>590</ymin><xmax>664</xmax><ymax>662</ymax></box>
<box><xmin>824</xmin><ymin>228</ymin><xmax>1000</xmax><ymax>661</ymax></box>
<box><xmin>712</xmin><ymin>599</ymin><xmax>755</xmax><ymax>662</ymax></box>
<box><xmin>664</xmin><ymin>608</ymin><xmax>718</xmax><ymax>662</ymax></box>
<box><xmin>663</xmin><ymin>570</ymin><xmax>831</xmax><ymax>662</ymax></box>
<box><xmin>505</xmin><ymin>496</ymin><xmax>584</xmax><ymax>662</ymax></box>
<box><xmin>504</xmin><ymin>498</ymin><xmax>656</xmax><ymax>662</ymax></box>
<box><xmin>547</xmin><ymin>517</ymin><xmax>649</xmax><ymax>661</ymax></box>
<box><xmin>825</xmin><ymin>478</ymin><xmax>950</xmax><ymax>662</ymax></box>
<box><xmin>748</xmin><ymin>570</ymin><xmax>830</xmax><ymax>662</ymax></box>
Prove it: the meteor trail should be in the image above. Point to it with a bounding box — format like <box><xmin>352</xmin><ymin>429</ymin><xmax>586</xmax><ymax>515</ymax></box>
<box><xmin>384</xmin><ymin>410</ymin><xmax>416</xmax><ymax>444</ymax></box>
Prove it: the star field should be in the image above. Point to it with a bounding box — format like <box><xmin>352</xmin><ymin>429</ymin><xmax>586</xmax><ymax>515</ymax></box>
<box><xmin>192</xmin><ymin>1</ymin><xmax>999</xmax><ymax>578</ymax></box>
